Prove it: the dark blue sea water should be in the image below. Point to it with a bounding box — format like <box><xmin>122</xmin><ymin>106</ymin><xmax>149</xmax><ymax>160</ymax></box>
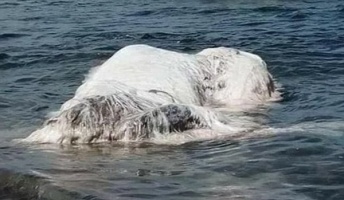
<box><xmin>1</xmin><ymin>0</ymin><xmax>344</xmax><ymax>199</ymax></box>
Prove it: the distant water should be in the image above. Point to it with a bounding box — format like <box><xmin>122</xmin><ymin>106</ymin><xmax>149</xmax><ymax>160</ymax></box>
<box><xmin>1</xmin><ymin>0</ymin><xmax>344</xmax><ymax>199</ymax></box>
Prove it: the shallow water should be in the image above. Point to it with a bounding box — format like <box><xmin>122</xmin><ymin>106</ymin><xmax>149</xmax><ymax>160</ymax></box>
<box><xmin>1</xmin><ymin>0</ymin><xmax>344</xmax><ymax>199</ymax></box>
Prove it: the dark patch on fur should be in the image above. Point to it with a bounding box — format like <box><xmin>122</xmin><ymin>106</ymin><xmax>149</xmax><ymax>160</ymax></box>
<box><xmin>267</xmin><ymin>75</ymin><xmax>275</xmax><ymax>97</ymax></box>
<box><xmin>194</xmin><ymin>84</ymin><xmax>206</xmax><ymax>106</ymax></box>
<box><xmin>119</xmin><ymin>104</ymin><xmax>207</xmax><ymax>140</ymax></box>
<box><xmin>43</xmin><ymin>93</ymin><xmax>159</xmax><ymax>143</ymax></box>
<box><xmin>217</xmin><ymin>81</ymin><xmax>226</xmax><ymax>89</ymax></box>
<box><xmin>160</xmin><ymin>104</ymin><xmax>202</xmax><ymax>132</ymax></box>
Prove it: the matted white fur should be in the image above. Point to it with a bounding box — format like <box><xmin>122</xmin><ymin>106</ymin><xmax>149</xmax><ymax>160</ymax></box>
<box><xmin>23</xmin><ymin>44</ymin><xmax>281</xmax><ymax>144</ymax></box>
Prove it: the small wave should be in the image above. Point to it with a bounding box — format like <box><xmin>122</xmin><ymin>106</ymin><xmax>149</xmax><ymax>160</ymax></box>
<box><xmin>0</xmin><ymin>33</ymin><xmax>29</xmax><ymax>40</ymax></box>
<box><xmin>0</xmin><ymin>168</ymin><xmax>94</xmax><ymax>200</ymax></box>
<box><xmin>252</xmin><ymin>6</ymin><xmax>297</xmax><ymax>13</ymax></box>
<box><xmin>290</xmin><ymin>11</ymin><xmax>308</xmax><ymax>20</ymax></box>
<box><xmin>0</xmin><ymin>169</ymin><xmax>44</xmax><ymax>200</ymax></box>
<box><xmin>46</xmin><ymin>1</ymin><xmax>71</xmax><ymax>6</ymax></box>
<box><xmin>177</xmin><ymin>37</ymin><xmax>197</xmax><ymax>44</ymax></box>
<box><xmin>20</xmin><ymin>16</ymin><xmax>44</xmax><ymax>21</ymax></box>
<box><xmin>336</xmin><ymin>5</ymin><xmax>344</xmax><ymax>12</ymax></box>
<box><xmin>14</xmin><ymin>77</ymin><xmax>37</xmax><ymax>83</ymax></box>
<box><xmin>30</xmin><ymin>105</ymin><xmax>49</xmax><ymax>112</ymax></box>
<box><xmin>181</xmin><ymin>46</ymin><xmax>196</xmax><ymax>52</ymax></box>
<box><xmin>238</xmin><ymin>21</ymin><xmax>268</xmax><ymax>26</ymax></box>
<box><xmin>209</xmin><ymin>37</ymin><xmax>229</xmax><ymax>43</ymax></box>
<box><xmin>0</xmin><ymin>101</ymin><xmax>11</xmax><ymax>108</ymax></box>
<box><xmin>275</xmin><ymin>11</ymin><xmax>308</xmax><ymax>21</ymax></box>
<box><xmin>125</xmin><ymin>6</ymin><xmax>189</xmax><ymax>17</ymax></box>
<box><xmin>196</xmin><ymin>8</ymin><xmax>233</xmax><ymax>15</ymax></box>
<box><xmin>0</xmin><ymin>2</ymin><xmax>19</xmax><ymax>6</ymax></box>
<box><xmin>0</xmin><ymin>53</ymin><xmax>10</xmax><ymax>60</ymax></box>
<box><xmin>92</xmin><ymin>46</ymin><xmax>120</xmax><ymax>51</ymax></box>
<box><xmin>140</xmin><ymin>32</ymin><xmax>183</xmax><ymax>40</ymax></box>
<box><xmin>0</xmin><ymin>62</ymin><xmax>20</xmax><ymax>70</ymax></box>
<box><xmin>89</xmin><ymin>31</ymin><xmax>126</xmax><ymax>40</ymax></box>
<box><xmin>140</xmin><ymin>33</ymin><xmax>157</xmax><ymax>39</ymax></box>
<box><xmin>125</xmin><ymin>10</ymin><xmax>156</xmax><ymax>17</ymax></box>
<box><xmin>42</xmin><ymin>92</ymin><xmax>60</xmax><ymax>99</ymax></box>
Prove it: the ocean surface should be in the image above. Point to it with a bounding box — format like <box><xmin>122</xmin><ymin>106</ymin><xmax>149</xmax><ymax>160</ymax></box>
<box><xmin>1</xmin><ymin>0</ymin><xmax>344</xmax><ymax>199</ymax></box>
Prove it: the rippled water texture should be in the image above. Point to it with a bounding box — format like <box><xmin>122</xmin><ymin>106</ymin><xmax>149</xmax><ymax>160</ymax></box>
<box><xmin>1</xmin><ymin>0</ymin><xmax>344</xmax><ymax>199</ymax></box>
